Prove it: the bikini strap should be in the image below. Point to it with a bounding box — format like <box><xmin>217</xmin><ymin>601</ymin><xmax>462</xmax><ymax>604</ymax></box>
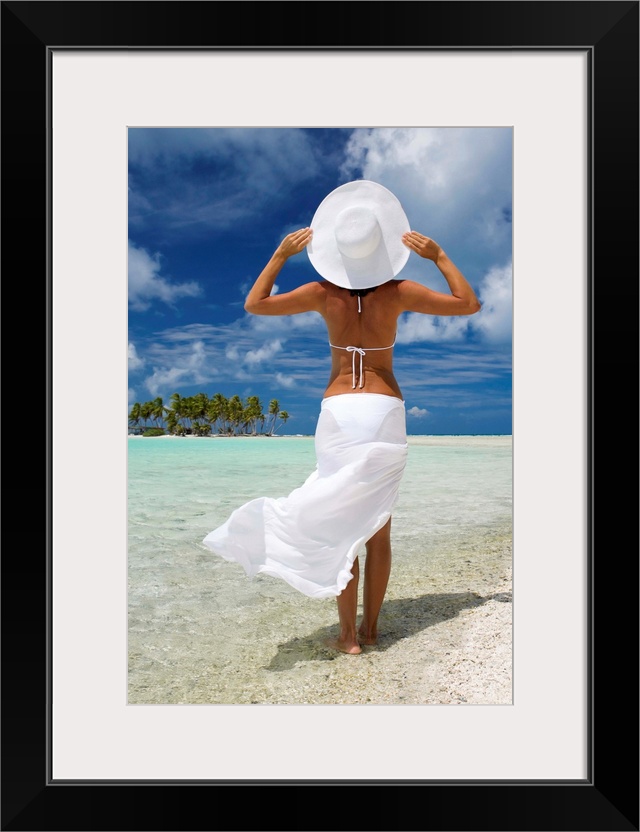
<box><xmin>328</xmin><ymin>336</ymin><xmax>396</xmax><ymax>389</ymax></box>
<box><xmin>349</xmin><ymin>285</ymin><xmax>378</xmax><ymax>313</ymax></box>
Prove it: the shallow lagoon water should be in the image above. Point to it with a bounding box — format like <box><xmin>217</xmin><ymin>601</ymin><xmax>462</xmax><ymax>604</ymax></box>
<box><xmin>128</xmin><ymin>435</ymin><xmax>512</xmax><ymax>704</ymax></box>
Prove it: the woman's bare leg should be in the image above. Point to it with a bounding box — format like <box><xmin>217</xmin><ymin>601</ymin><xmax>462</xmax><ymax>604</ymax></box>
<box><xmin>358</xmin><ymin>517</ymin><xmax>392</xmax><ymax>645</ymax></box>
<box><xmin>326</xmin><ymin>556</ymin><xmax>361</xmax><ymax>654</ymax></box>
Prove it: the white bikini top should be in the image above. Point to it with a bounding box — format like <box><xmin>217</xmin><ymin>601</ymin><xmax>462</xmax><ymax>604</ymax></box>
<box><xmin>329</xmin><ymin>338</ymin><xmax>396</xmax><ymax>389</ymax></box>
<box><xmin>329</xmin><ymin>286</ymin><xmax>395</xmax><ymax>389</ymax></box>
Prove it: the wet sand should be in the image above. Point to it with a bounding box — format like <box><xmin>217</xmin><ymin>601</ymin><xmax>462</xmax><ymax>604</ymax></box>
<box><xmin>128</xmin><ymin>531</ymin><xmax>512</xmax><ymax>706</ymax></box>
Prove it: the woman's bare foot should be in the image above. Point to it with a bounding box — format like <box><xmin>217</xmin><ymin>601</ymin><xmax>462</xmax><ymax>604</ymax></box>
<box><xmin>357</xmin><ymin>629</ymin><xmax>378</xmax><ymax>646</ymax></box>
<box><xmin>324</xmin><ymin>637</ymin><xmax>362</xmax><ymax>655</ymax></box>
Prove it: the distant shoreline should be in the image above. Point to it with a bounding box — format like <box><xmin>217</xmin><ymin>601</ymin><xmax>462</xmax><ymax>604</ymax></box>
<box><xmin>127</xmin><ymin>433</ymin><xmax>512</xmax><ymax>441</ymax></box>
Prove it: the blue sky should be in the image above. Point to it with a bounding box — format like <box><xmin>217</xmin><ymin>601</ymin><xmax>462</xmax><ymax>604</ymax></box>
<box><xmin>128</xmin><ymin>127</ymin><xmax>512</xmax><ymax>435</ymax></box>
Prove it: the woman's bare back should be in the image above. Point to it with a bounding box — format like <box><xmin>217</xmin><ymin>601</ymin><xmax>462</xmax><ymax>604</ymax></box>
<box><xmin>320</xmin><ymin>280</ymin><xmax>403</xmax><ymax>400</ymax></box>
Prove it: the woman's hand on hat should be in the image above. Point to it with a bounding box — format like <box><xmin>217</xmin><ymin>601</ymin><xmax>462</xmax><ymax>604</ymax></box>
<box><xmin>277</xmin><ymin>227</ymin><xmax>313</xmax><ymax>259</ymax></box>
<box><xmin>402</xmin><ymin>231</ymin><xmax>442</xmax><ymax>263</ymax></box>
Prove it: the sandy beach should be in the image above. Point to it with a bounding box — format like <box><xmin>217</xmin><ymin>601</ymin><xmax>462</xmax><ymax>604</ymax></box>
<box><xmin>128</xmin><ymin>532</ymin><xmax>512</xmax><ymax>706</ymax></box>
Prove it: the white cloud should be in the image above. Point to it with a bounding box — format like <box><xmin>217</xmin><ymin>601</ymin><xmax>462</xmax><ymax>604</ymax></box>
<box><xmin>471</xmin><ymin>262</ymin><xmax>513</xmax><ymax>343</ymax></box>
<box><xmin>128</xmin><ymin>240</ymin><xmax>201</xmax><ymax>311</ymax></box>
<box><xmin>128</xmin><ymin>128</ymin><xmax>321</xmax><ymax>234</ymax></box>
<box><xmin>275</xmin><ymin>372</ymin><xmax>295</xmax><ymax>389</ymax></box>
<box><xmin>407</xmin><ymin>406</ymin><xmax>430</xmax><ymax>418</ymax></box>
<box><xmin>143</xmin><ymin>340</ymin><xmax>215</xmax><ymax>398</ymax></box>
<box><xmin>158</xmin><ymin>323</ymin><xmax>222</xmax><ymax>343</ymax></box>
<box><xmin>341</xmin><ymin>128</ymin><xmax>511</xmax><ymax>223</ymax></box>
<box><xmin>128</xmin><ymin>342</ymin><xmax>145</xmax><ymax>370</ymax></box>
<box><xmin>138</xmin><ymin>322</ymin><xmax>321</xmax><ymax>388</ymax></box>
<box><xmin>397</xmin><ymin>313</ymin><xmax>471</xmax><ymax>344</ymax></box>
<box><xmin>245</xmin><ymin>339</ymin><xmax>282</xmax><ymax>367</ymax></box>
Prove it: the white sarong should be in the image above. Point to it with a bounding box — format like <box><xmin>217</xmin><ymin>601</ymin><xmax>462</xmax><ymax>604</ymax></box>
<box><xmin>202</xmin><ymin>393</ymin><xmax>408</xmax><ymax>599</ymax></box>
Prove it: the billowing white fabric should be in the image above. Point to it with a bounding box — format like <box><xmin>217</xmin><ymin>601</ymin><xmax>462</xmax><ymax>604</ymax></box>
<box><xmin>202</xmin><ymin>393</ymin><xmax>408</xmax><ymax>599</ymax></box>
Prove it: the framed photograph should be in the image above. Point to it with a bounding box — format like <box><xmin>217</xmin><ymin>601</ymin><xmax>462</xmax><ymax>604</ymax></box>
<box><xmin>3</xmin><ymin>2</ymin><xmax>637</xmax><ymax>830</ymax></box>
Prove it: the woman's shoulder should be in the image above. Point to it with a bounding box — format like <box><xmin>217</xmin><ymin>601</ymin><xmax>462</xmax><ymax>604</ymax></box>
<box><xmin>295</xmin><ymin>279</ymin><xmax>329</xmax><ymax>296</ymax></box>
<box><xmin>379</xmin><ymin>279</ymin><xmax>407</xmax><ymax>298</ymax></box>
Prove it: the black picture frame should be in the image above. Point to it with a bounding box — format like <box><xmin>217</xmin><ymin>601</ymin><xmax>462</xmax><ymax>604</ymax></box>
<box><xmin>2</xmin><ymin>2</ymin><xmax>638</xmax><ymax>830</ymax></box>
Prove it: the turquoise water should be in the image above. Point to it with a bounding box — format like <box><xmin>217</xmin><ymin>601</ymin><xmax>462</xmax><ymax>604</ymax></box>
<box><xmin>128</xmin><ymin>434</ymin><xmax>512</xmax><ymax>549</ymax></box>
<box><xmin>128</xmin><ymin>434</ymin><xmax>512</xmax><ymax>703</ymax></box>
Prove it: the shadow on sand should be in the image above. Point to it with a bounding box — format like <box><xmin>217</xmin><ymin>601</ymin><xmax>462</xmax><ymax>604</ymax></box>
<box><xmin>266</xmin><ymin>590</ymin><xmax>509</xmax><ymax>672</ymax></box>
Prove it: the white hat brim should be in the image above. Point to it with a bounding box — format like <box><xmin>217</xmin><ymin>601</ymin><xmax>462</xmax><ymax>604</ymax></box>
<box><xmin>307</xmin><ymin>180</ymin><xmax>411</xmax><ymax>289</ymax></box>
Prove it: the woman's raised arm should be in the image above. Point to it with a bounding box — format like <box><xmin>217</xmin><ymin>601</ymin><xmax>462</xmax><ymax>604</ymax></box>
<box><xmin>397</xmin><ymin>231</ymin><xmax>481</xmax><ymax>316</ymax></box>
<box><xmin>244</xmin><ymin>228</ymin><xmax>324</xmax><ymax>316</ymax></box>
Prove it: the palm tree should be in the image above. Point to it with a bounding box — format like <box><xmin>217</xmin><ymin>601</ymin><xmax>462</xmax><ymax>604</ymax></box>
<box><xmin>207</xmin><ymin>393</ymin><xmax>227</xmax><ymax>434</ymax></box>
<box><xmin>150</xmin><ymin>396</ymin><xmax>166</xmax><ymax>428</ymax></box>
<box><xmin>192</xmin><ymin>392</ymin><xmax>209</xmax><ymax>423</ymax></box>
<box><xmin>168</xmin><ymin>393</ymin><xmax>185</xmax><ymax>432</ymax></box>
<box><xmin>244</xmin><ymin>395</ymin><xmax>263</xmax><ymax>435</ymax></box>
<box><xmin>273</xmin><ymin>410</ymin><xmax>289</xmax><ymax>435</ymax></box>
<box><xmin>226</xmin><ymin>394</ymin><xmax>244</xmax><ymax>435</ymax></box>
<box><xmin>128</xmin><ymin>402</ymin><xmax>142</xmax><ymax>431</ymax></box>
<box><xmin>267</xmin><ymin>399</ymin><xmax>280</xmax><ymax>435</ymax></box>
<box><xmin>193</xmin><ymin>421</ymin><xmax>212</xmax><ymax>436</ymax></box>
<box><xmin>189</xmin><ymin>392</ymin><xmax>210</xmax><ymax>435</ymax></box>
<box><xmin>165</xmin><ymin>410</ymin><xmax>179</xmax><ymax>435</ymax></box>
<box><xmin>182</xmin><ymin>396</ymin><xmax>199</xmax><ymax>433</ymax></box>
<box><xmin>140</xmin><ymin>400</ymin><xmax>154</xmax><ymax>430</ymax></box>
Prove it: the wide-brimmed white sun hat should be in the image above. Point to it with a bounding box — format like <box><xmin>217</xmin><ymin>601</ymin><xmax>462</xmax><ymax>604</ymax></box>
<box><xmin>307</xmin><ymin>179</ymin><xmax>411</xmax><ymax>290</ymax></box>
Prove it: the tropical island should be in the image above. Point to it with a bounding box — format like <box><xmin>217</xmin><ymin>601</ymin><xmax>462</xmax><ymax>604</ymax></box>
<box><xmin>128</xmin><ymin>393</ymin><xmax>290</xmax><ymax>437</ymax></box>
